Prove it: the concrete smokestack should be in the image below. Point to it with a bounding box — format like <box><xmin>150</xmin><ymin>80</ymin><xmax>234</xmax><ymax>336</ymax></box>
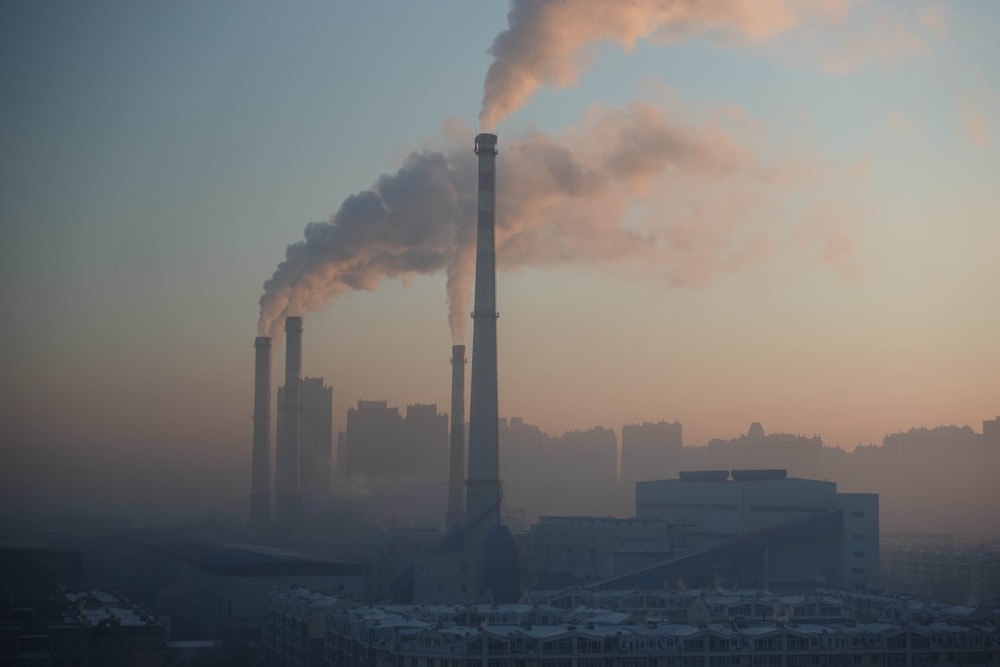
<box><xmin>447</xmin><ymin>344</ymin><xmax>467</xmax><ymax>529</ymax></box>
<box><xmin>465</xmin><ymin>133</ymin><xmax>502</xmax><ymax>552</ymax></box>
<box><xmin>276</xmin><ymin>316</ymin><xmax>303</xmax><ymax>525</ymax></box>
<box><xmin>250</xmin><ymin>337</ymin><xmax>272</xmax><ymax>526</ymax></box>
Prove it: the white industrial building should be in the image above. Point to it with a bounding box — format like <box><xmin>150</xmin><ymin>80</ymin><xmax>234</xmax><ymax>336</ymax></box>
<box><xmin>632</xmin><ymin>470</ymin><xmax>878</xmax><ymax>591</ymax></box>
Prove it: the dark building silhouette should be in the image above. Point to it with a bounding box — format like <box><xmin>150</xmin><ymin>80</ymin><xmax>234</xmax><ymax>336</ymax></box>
<box><xmin>340</xmin><ymin>400</ymin><xmax>448</xmax><ymax>487</ymax></box>
<box><xmin>300</xmin><ymin>377</ymin><xmax>333</xmax><ymax>513</ymax></box>
<box><xmin>549</xmin><ymin>426</ymin><xmax>618</xmax><ymax>483</ymax></box>
<box><xmin>985</xmin><ymin>416</ymin><xmax>1000</xmax><ymax>447</ymax></box>
<box><xmin>621</xmin><ymin>420</ymin><xmax>683</xmax><ymax>483</ymax></box>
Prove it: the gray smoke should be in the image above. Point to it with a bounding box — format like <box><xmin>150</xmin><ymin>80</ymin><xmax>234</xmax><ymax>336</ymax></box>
<box><xmin>258</xmin><ymin>100</ymin><xmax>851</xmax><ymax>342</ymax></box>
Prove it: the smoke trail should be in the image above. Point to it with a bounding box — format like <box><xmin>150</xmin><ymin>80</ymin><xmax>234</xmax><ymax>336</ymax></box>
<box><xmin>258</xmin><ymin>99</ymin><xmax>860</xmax><ymax>342</ymax></box>
<box><xmin>480</xmin><ymin>0</ymin><xmax>851</xmax><ymax>129</ymax></box>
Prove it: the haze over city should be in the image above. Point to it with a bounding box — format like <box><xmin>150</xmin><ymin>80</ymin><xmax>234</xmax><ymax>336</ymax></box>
<box><xmin>2</xmin><ymin>0</ymin><xmax>998</xmax><ymax>528</ymax></box>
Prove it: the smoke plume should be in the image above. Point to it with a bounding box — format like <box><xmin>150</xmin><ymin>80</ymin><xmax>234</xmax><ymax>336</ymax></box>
<box><xmin>480</xmin><ymin>0</ymin><xmax>851</xmax><ymax>129</ymax></box>
<box><xmin>258</xmin><ymin>98</ymin><xmax>859</xmax><ymax>342</ymax></box>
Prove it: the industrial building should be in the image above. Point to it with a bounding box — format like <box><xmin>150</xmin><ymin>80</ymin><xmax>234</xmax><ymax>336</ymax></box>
<box><xmin>619</xmin><ymin>470</ymin><xmax>878</xmax><ymax>591</ymax></box>
<box><xmin>523</xmin><ymin>516</ymin><xmax>679</xmax><ymax>588</ymax></box>
<box><xmin>517</xmin><ymin>470</ymin><xmax>877</xmax><ymax>594</ymax></box>
<box><xmin>109</xmin><ymin>532</ymin><xmax>366</xmax><ymax>640</ymax></box>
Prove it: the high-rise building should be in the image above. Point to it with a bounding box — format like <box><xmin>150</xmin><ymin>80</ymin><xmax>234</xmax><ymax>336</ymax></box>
<box><xmin>300</xmin><ymin>377</ymin><xmax>333</xmax><ymax>508</ymax></box>
<box><xmin>621</xmin><ymin>420</ymin><xmax>682</xmax><ymax>483</ymax></box>
<box><xmin>984</xmin><ymin>416</ymin><xmax>1000</xmax><ymax>447</ymax></box>
<box><xmin>341</xmin><ymin>400</ymin><xmax>447</xmax><ymax>482</ymax></box>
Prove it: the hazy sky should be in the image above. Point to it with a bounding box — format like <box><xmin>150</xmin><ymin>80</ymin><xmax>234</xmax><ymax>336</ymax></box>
<box><xmin>1</xmin><ymin>1</ymin><xmax>998</xmax><ymax>515</ymax></box>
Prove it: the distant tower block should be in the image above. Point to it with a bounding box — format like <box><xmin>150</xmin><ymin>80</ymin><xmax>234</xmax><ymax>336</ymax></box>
<box><xmin>465</xmin><ymin>133</ymin><xmax>502</xmax><ymax>552</ymax></box>
<box><xmin>447</xmin><ymin>344</ymin><xmax>467</xmax><ymax>529</ymax></box>
<box><xmin>250</xmin><ymin>336</ymin><xmax>272</xmax><ymax>526</ymax></box>
<box><xmin>985</xmin><ymin>417</ymin><xmax>1000</xmax><ymax>447</ymax></box>
<box><xmin>275</xmin><ymin>316</ymin><xmax>303</xmax><ymax>525</ymax></box>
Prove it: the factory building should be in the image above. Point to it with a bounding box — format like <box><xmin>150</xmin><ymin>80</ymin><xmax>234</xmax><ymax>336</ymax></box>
<box><xmin>523</xmin><ymin>516</ymin><xmax>679</xmax><ymax>588</ymax></box>
<box><xmin>622</xmin><ymin>470</ymin><xmax>878</xmax><ymax>591</ymax></box>
<box><xmin>109</xmin><ymin>532</ymin><xmax>366</xmax><ymax>640</ymax></box>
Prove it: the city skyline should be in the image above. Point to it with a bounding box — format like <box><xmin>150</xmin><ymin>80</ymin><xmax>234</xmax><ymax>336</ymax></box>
<box><xmin>2</xmin><ymin>1</ymin><xmax>998</xmax><ymax>521</ymax></box>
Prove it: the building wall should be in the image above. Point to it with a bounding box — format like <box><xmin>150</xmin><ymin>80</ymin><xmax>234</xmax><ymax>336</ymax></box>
<box><xmin>833</xmin><ymin>492</ymin><xmax>880</xmax><ymax>589</ymax></box>
<box><xmin>413</xmin><ymin>551</ymin><xmax>474</xmax><ymax>604</ymax></box>
<box><xmin>634</xmin><ymin>476</ymin><xmax>878</xmax><ymax>590</ymax></box>
<box><xmin>300</xmin><ymin>377</ymin><xmax>333</xmax><ymax>505</ymax></box>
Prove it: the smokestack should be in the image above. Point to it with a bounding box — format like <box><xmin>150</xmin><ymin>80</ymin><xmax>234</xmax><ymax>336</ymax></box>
<box><xmin>465</xmin><ymin>133</ymin><xmax>502</xmax><ymax>549</ymax></box>
<box><xmin>250</xmin><ymin>337</ymin><xmax>272</xmax><ymax>526</ymax></box>
<box><xmin>275</xmin><ymin>316</ymin><xmax>303</xmax><ymax>525</ymax></box>
<box><xmin>447</xmin><ymin>344</ymin><xmax>467</xmax><ymax>529</ymax></box>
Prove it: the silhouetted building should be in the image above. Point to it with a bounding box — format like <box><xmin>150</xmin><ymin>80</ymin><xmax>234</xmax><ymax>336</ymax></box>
<box><xmin>109</xmin><ymin>533</ymin><xmax>366</xmax><ymax>640</ymax></box>
<box><xmin>881</xmin><ymin>535</ymin><xmax>1000</xmax><ymax>606</ymax></box>
<box><xmin>621</xmin><ymin>420</ymin><xmax>683</xmax><ymax>483</ymax></box>
<box><xmin>705</xmin><ymin>422</ymin><xmax>823</xmax><ymax>480</ymax></box>
<box><xmin>985</xmin><ymin>416</ymin><xmax>1000</xmax><ymax>447</ymax></box>
<box><xmin>549</xmin><ymin>426</ymin><xmax>618</xmax><ymax>483</ymax></box>
<box><xmin>300</xmin><ymin>377</ymin><xmax>333</xmax><ymax>511</ymax></box>
<box><xmin>341</xmin><ymin>401</ymin><xmax>447</xmax><ymax>482</ymax></box>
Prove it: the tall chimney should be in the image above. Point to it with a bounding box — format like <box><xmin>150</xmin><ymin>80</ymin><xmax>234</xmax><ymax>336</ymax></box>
<box><xmin>447</xmin><ymin>344</ymin><xmax>467</xmax><ymax>529</ymax></box>
<box><xmin>465</xmin><ymin>133</ymin><xmax>502</xmax><ymax>551</ymax></box>
<box><xmin>276</xmin><ymin>316</ymin><xmax>303</xmax><ymax>525</ymax></box>
<box><xmin>250</xmin><ymin>337</ymin><xmax>272</xmax><ymax>526</ymax></box>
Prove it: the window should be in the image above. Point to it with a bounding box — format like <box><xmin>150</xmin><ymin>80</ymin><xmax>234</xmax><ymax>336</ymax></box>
<box><xmin>851</xmin><ymin>510</ymin><xmax>864</xmax><ymax>518</ymax></box>
<box><xmin>852</xmin><ymin>567</ymin><xmax>865</xmax><ymax>575</ymax></box>
<box><xmin>852</xmin><ymin>551</ymin><xmax>864</xmax><ymax>558</ymax></box>
<box><xmin>852</xmin><ymin>534</ymin><xmax>864</xmax><ymax>541</ymax></box>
